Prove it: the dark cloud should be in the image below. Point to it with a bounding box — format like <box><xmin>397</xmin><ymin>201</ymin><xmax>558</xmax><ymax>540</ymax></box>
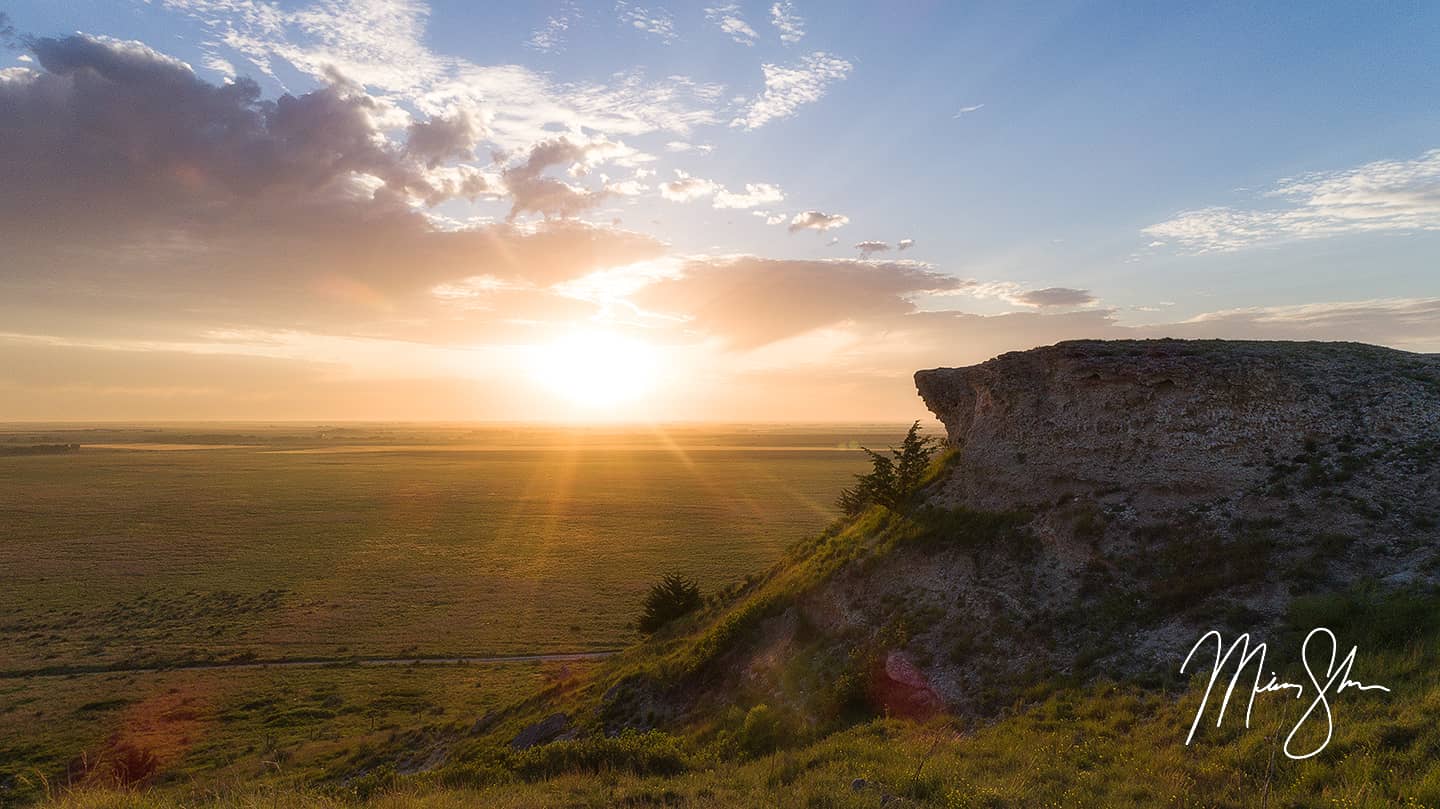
<box><xmin>5</xmin><ymin>35</ymin><xmax>434</xmax><ymax>218</ymax></box>
<box><xmin>1012</xmin><ymin>287</ymin><xmax>1097</xmax><ymax>308</ymax></box>
<box><xmin>407</xmin><ymin>111</ymin><xmax>483</xmax><ymax>168</ymax></box>
<box><xmin>633</xmin><ymin>257</ymin><xmax>968</xmax><ymax>347</ymax></box>
<box><xmin>501</xmin><ymin>137</ymin><xmax>610</xmax><ymax>220</ymax></box>
<box><xmin>0</xmin><ymin>35</ymin><xmax>661</xmax><ymax>336</ymax></box>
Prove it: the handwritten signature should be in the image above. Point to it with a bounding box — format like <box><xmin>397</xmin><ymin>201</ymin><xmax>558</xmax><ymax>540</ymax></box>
<box><xmin>1180</xmin><ymin>627</ymin><xmax>1391</xmax><ymax>759</ymax></box>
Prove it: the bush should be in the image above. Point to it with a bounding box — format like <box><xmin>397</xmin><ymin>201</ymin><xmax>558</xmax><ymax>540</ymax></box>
<box><xmin>739</xmin><ymin>704</ymin><xmax>786</xmax><ymax>756</ymax></box>
<box><xmin>837</xmin><ymin>421</ymin><xmax>939</xmax><ymax>516</ymax></box>
<box><xmin>511</xmin><ymin>730</ymin><xmax>687</xmax><ymax>779</ymax></box>
<box><xmin>638</xmin><ymin>573</ymin><xmax>703</xmax><ymax>634</ymax></box>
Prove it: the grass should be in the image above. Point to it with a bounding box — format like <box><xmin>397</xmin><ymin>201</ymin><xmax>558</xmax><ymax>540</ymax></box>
<box><xmin>0</xmin><ymin>424</ymin><xmax>895</xmax><ymax>673</ymax></box>
<box><xmin>0</xmin><ymin>423</ymin><xmax>901</xmax><ymax>805</ymax></box>
<box><xmin>32</xmin><ymin>585</ymin><xmax>1440</xmax><ymax>808</ymax></box>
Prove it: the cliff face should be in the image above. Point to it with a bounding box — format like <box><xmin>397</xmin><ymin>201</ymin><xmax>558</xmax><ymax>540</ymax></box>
<box><xmin>915</xmin><ymin>339</ymin><xmax>1440</xmax><ymax>519</ymax></box>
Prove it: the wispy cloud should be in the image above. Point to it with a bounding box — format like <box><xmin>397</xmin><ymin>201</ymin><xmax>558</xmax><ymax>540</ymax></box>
<box><xmin>731</xmin><ymin>51</ymin><xmax>851</xmax><ymax>129</ymax></box>
<box><xmin>665</xmin><ymin>140</ymin><xmax>714</xmax><ymax>153</ymax></box>
<box><xmin>953</xmin><ymin>103</ymin><xmax>983</xmax><ymax>117</ymax></box>
<box><xmin>705</xmin><ymin>4</ymin><xmax>758</xmax><ymax>45</ymax></box>
<box><xmin>162</xmin><ymin>0</ymin><xmax>722</xmax><ymax>149</ymax></box>
<box><xmin>616</xmin><ymin>1</ymin><xmax>677</xmax><ymax>44</ymax></box>
<box><xmin>770</xmin><ymin>1</ymin><xmax>805</xmax><ymax>44</ymax></box>
<box><xmin>1146</xmin><ymin>148</ymin><xmax>1440</xmax><ymax>253</ymax></box>
<box><xmin>528</xmin><ymin>7</ymin><xmax>574</xmax><ymax>53</ymax></box>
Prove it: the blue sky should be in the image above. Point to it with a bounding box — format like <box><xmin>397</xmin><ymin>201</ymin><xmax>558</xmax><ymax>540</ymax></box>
<box><xmin>1</xmin><ymin>1</ymin><xmax>1438</xmax><ymax>420</ymax></box>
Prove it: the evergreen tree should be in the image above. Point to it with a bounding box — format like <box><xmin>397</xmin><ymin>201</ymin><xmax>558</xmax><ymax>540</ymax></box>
<box><xmin>638</xmin><ymin>573</ymin><xmax>703</xmax><ymax>634</ymax></box>
<box><xmin>836</xmin><ymin>421</ymin><xmax>939</xmax><ymax>516</ymax></box>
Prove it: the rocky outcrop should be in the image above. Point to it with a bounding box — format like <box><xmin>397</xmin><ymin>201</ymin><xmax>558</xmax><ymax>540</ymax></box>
<box><xmin>510</xmin><ymin>713</ymin><xmax>572</xmax><ymax>750</ymax></box>
<box><xmin>915</xmin><ymin>339</ymin><xmax>1440</xmax><ymax>517</ymax></box>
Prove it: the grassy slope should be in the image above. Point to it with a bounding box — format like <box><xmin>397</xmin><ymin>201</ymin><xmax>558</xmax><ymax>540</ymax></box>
<box><xmin>39</xmin><ymin>607</ymin><xmax>1440</xmax><ymax>808</ymax></box>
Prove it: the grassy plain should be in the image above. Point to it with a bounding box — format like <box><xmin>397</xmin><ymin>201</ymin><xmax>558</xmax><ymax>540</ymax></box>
<box><xmin>0</xmin><ymin>423</ymin><xmax>899</xmax><ymax>802</ymax></box>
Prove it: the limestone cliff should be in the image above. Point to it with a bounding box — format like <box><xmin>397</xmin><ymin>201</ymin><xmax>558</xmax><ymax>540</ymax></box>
<box><xmin>915</xmin><ymin>339</ymin><xmax>1440</xmax><ymax>518</ymax></box>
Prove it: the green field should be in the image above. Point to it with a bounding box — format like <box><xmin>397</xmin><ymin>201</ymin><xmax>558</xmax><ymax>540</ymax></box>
<box><xmin>0</xmin><ymin>423</ymin><xmax>901</xmax><ymax>800</ymax></box>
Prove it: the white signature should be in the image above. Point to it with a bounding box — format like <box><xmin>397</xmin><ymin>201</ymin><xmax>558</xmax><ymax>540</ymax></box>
<box><xmin>1179</xmin><ymin>627</ymin><xmax>1391</xmax><ymax>760</ymax></box>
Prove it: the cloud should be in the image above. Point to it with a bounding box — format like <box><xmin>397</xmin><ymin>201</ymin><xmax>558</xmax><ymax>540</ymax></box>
<box><xmin>605</xmin><ymin>177</ymin><xmax>650</xmax><ymax>196</ymax></box>
<box><xmin>162</xmin><ymin>0</ymin><xmax>723</xmax><ymax>150</ymax></box>
<box><xmin>664</xmin><ymin>140</ymin><xmax>713</xmax><ymax>153</ymax></box>
<box><xmin>660</xmin><ymin>170</ymin><xmax>721</xmax><ymax>202</ymax></box>
<box><xmin>952</xmin><ymin>104</ymin><xmax>983</xmax><ymax>117</ymax></box>
<box><xmin>960</xmin><ymin>282</ymin><xmax>1098</xmax><ymax>309</ymax></box>
<box><xmin>406</xmin><ymin>110</ymin><xmax>482</xmax><ymax>167</ymax></box>
<box><xmin>1010</xmin><ymin>287</ymin><xmax>1097</xmax><ymax>308</ymax></box>
<box><xmin>529</xmin><ymin>3</ymin><xmax>578</xmax><ymax>52</ymax></box>
<box><xmin>789</xmin><ymin>210</ymin><xmax>850</xmax><ymax>232</ymax></box>
<box><xmin>897</xmin><ymin>238</ymin><xmax>914</xmax><ymax>251</ymax></box>
<box><xmin>1158</xmin><ymin>297</ymin><xmax>1440</xmax><ymax>349</ymax></box>
<box><xmin>659</xmin><ymin>172</ymin><xmax>783</xmax><ymax>209</ymax></box>
<box><xmin>755</xmin><ymin>211</ymin><xmax>787</xmax><ymax>225</ymax></box>
<box><xmin>731</xmin><ymin>51</ymin><xmax>852</xmax><ymax>129</ymax></box>
<box><xmin>202</xmin><ymin>53</ymin><xmax>237</xmax><ymax>78</ymax></box>
<box><xmin>529</xmin><ymin>13</ymin><xmax>573</xmax><ymax>53</ymax></box>
<box><xmin>705</xmin><ymin>4</ymin><xmax>758</xmax><ymax>45</ymax></box>
<box><xmin>501</xmin><ymin>136</ymin><xmax>627</xmax><ymax>219</ymax></box>
<box><xmin>633</xmin><ymin>257</ymin><xmax>968</xmax><ymax>347</ymax></box>
<box><xmin>616</xmin><ymin>2</ymin><xmax>677</xmax><ymax>44</ymax></box>
<box><xmin>714</xmin><ymin>183</ymin><xmax>784</xmax><ymax>209</ymax></box>
<box><xmin>0</xmin><ymin>34</ymin><xmax>668</xmax><ymax>336</ymax></box>
<box><xmin>1145</xmin><ymin>148</ymin><xmax>1440</xmax><ymax>253</ymax></box>
<box><xmin>855</xmin><ymin>240</ymin><xmax>890</xmax><ymax>258</ymax></box>
<box><xmin>770</xmin><ymin>1</ymin><xmax>805</xmax><ymax>43</ymax></box>
<box><xmin>1</xmin><ymin>33</ymin><xmax>463</xmax><ymax>221</ymax></box>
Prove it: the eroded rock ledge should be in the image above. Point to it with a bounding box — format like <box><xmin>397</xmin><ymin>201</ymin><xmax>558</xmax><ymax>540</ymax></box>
<box><xmin>915</xmin><ymin>339</ymin><xmax>1440</xmax><ymax>515</ymax></box>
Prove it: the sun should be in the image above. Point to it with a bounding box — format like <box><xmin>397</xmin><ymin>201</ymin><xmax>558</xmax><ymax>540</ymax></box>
<box><xmin>528</xmin><ymin>329</ymin><xmax>661</xmax><ymax>410</ymax></box>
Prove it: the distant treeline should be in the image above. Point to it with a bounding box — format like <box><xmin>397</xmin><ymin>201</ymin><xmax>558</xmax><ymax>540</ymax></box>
<box><xmin>0</xmin><ymin>443</ymin><xmax>81</xmax><ymax>456</ymax></box>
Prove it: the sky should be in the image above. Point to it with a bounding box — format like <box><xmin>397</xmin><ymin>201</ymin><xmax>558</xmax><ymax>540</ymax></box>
<box><xmin>1</xmin><ymin>0</ymin><xmax>1438</xmax><ymax>422</ymax></box>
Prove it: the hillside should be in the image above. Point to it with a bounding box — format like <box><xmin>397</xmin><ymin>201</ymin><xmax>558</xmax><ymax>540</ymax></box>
<box><xmin>551</xmin><ymin>339</ymin><xmax>1440</xmax><ymax>732</ymax></box>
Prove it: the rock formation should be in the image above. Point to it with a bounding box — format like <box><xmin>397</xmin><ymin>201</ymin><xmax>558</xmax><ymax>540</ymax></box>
<box><xmin>565</xmin><ymin>340</ymin><xmax>1440</xmax><ymax>733</ymax></box>
<box><xmin>915</xmin><ymin>339</ymin><xmax>1440</xmax><ymax>518</ymax></box>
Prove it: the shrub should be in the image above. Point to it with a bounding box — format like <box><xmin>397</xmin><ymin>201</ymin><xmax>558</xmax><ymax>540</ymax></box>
<box><xmin>837</xmin><ymin>421</ymin><xmax>939</xmax><ymax>516</ymax></box>
<box><xmin>638</xmin><ymin>573</ymin><xmax>703</xmax><ymax>634</ymax></box>
<box><xmin>739</xmin><ymin>703</ymin><xmax>786</xmax><ymax>756</ymax></box>
<box><xmin>511</xmin><ymin>730</ymin><xmax>687</xmax><ymax>779</ymax></box>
